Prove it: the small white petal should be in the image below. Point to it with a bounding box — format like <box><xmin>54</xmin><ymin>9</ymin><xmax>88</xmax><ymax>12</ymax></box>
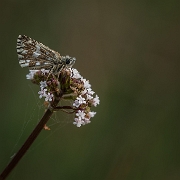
<box><xmin>86</xmin><ymin>94</ymin><xmax>93</xmax><ymax>100</ymax></box>
<box><xmin>77</xmin><ymin>95</ymin><xmax>86</xmax><ymax>104</ymax></box>
<box><xmin>81</xmin><ymin>79</ymin><xmax>91</xmax><ymax>88</ymax></box>
<box><xmin>40</xmin><ymin>81</ymin><xmax>47</xmax><ymax>88</ymax></box>
<box><xmin>21</xmin><ymin>63</ymin><xmax>29</xmax><ymax>68</ymax></box>
<box><xmin>92</xmin><ymin>95</ymin><xmax>100</xmax><ymax>106</ymax></box>
<box><xmin>73</xmin><ymin>100</ymin><xmax>80</xmax><ymax>108</ymax></box>
<box><xmin>76</xmin><ymin>110</ymin><xmax>86</xmax><ymax>119</ymax></box>
<box><xmin>87</xmin><ymin>88</ymin><xmax>95</xmax><ymax>95</ymax></box>
<box><xmin>88</xmin><ymin>111</ymin><xmax>96</xmax><ymax>118</ymax></box>
<box><xmin>81</xmin><ymin>89</ymin><xmax>87</xmax><ymax>95</ymax></box>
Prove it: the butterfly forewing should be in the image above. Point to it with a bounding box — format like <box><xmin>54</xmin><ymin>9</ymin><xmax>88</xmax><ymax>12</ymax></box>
<box><xmin>17</xmin><ymin>35</ymin><xmax>61</xmax><ymax>70</ymax></box>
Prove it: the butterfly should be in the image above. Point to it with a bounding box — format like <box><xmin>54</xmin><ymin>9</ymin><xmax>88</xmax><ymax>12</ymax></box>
<box><xmin>17</xmin><ymin>35</ymin><xmax>76</xmax><ymax>74</ymax></box>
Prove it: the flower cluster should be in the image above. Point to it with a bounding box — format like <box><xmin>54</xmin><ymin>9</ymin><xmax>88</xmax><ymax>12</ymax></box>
<box><xmin>26</xmin><ymin>69</ymin><xmax>60</xmax><ymax>102</ymax></box>
<box><xmin>26</xmin><ymin>68</ymin><xmax>100</xmax><ymax>127</ymax></box>
<box><xmin>70</xmin><ymin>69</ymin><xmax>100</xmax><ymax>127</ymax></box>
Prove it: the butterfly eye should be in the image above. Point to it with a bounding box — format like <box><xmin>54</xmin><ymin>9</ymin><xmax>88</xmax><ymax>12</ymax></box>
<box><xmin>66</xmin><ymin>58</ymin><xmax>71</xmax><ymax>64</ymax></box>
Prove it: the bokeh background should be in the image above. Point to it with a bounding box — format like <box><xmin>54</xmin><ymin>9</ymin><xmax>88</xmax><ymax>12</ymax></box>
<box><xmin>1</xmin><ymin>0</ymin><xmax>180</xmax><ymax>179</ymax></box>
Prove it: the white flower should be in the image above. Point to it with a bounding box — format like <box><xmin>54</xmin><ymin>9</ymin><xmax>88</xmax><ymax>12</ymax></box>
<box><xmin>73</xmin><ymin>118</ymin><xmax>84</xmax><ymax>127</ymax></box>
<box><xmin>92</xmin><ymin>95</ymin><xmax>100</xmax><ymax>107</ymax></box>
<box><xmin>84</xmin><ymin>117</ymin><xmax>91</xmax><ymax>124</ymax></box>
<box><xmin>88</xmin><ymin>111</ymin><xmax>96</xmax><ymax>118</ymax></box>
<box><xmin>26</xmin><ymin>67</ymin><xmax>100</xmax><ymax>128</ymax></box>
<box><xmin>73</xmin><ymin>100</ymin><xmax>80</xmax><ymax>108</ymax></box>
<box><xmin>73</xmin><ymin>95</ymin><xmax>86</xmax><ymax>108</ymax></box>
<box><xmin>45</xmin><ymin>92</ymin><xmax>54</xmax><ymax>102</ymax></box>
<box><xmin>76</xmin><ymin>110</ymin><xmax>86</xmax><ymax>120</ymax></box>
<box><xmin>71</xmin><ymin>68</ymin><xmax>82</xmax><ymax>79</ymax></box>
<box><xmin>77</xmin><ymin>95</ymin><xmax>86</xmax><ymax>104</ymax></box>
<box><xmin>40</xmin><ymin>81</ymin><xmax>47</xmax><ymax>88</ymax></box>
<box><xmin>26</xmin><ymin>70</ymin><xmax>38</xmax><ymax>80</ymax></box>
<box><xmin>86</xmin><ymin>94</ymin><xmax>93</xmax><ymax>100</ymax></box>
<box><xmin>81</xmin><ymin>78</ymin><xmax>91</xmax><ymax>89</ymax></box>
<box><xmin>81</xmin><ymin>89</ymin><xmax>87</xmax><ymax>95</ymax></box>
<box><xmin>41</xmin><ymin>69</ymin><xmax>49</xmax><ymax>74</ymax></box>
<box><xmin>38</xmin><ymin>88</ymin><xmax>47</xmax><ymax>99</ymax></box>
<box><xmin>87</xmin><ymin>88</ymin><xmax>95</xmax><ymax>95</ymax></box>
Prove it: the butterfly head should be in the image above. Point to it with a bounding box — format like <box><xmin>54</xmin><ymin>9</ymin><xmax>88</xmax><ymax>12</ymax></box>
<box><xmin>61</xmin><ymin>55</ymin><xmax>76</xmax><ymax>68</ymax></box>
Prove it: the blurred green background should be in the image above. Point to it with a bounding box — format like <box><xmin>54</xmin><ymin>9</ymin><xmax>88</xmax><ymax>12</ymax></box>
<box><xmin>1</xmin><ymin>0</ymin><xmax>180</xmax><ymax>179</ymax></box>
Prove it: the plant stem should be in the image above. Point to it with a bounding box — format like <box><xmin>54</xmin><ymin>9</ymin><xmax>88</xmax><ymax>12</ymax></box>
<box><xmin>0</xmin><ymin>97</ymin><xmax>61</xmax><ymax>180</ymax></box>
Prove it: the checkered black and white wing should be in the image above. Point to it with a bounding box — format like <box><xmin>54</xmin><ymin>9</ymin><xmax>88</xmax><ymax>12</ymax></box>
<box><xmin>17</xmin><ymin>35</ymin><xmax>61</xmax><ymax>70</ymax></box>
